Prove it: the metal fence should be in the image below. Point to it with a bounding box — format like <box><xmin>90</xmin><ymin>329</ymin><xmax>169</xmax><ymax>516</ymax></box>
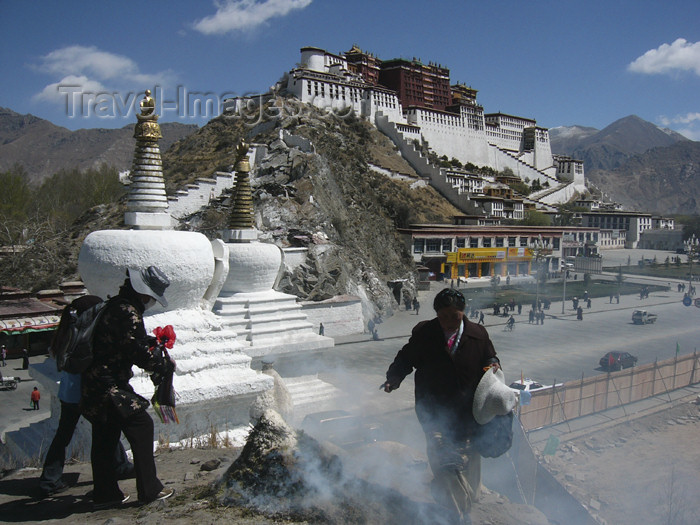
<box><xmin>519</xmin><ymin>351</ymin><xmax>700</xmax><ymax>431</ymax></box>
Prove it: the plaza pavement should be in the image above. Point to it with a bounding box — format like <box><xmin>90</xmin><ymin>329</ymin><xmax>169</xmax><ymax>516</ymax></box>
<box><xmin>2</xmin><ymin>249</ymin><xmax>694</xmax><ymax>450</ymax></box>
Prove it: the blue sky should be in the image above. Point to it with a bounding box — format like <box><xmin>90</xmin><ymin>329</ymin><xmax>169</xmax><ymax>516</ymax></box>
<box><xmin>2</xmin><ymin>0</ymin><xmax>700</xmax><ymax>139</ymax></box>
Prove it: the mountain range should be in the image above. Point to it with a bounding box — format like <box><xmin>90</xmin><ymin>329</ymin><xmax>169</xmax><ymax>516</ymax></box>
<box><xmin>1</xmin><ymin>107</ymin><xmax>699</xmax><ymax>215</ymax></box>
<box><xmin>0</xmin><ymin>107</ymin><xmax>197</xmax><ymax>183</ymax></box>
<box><xmin>550</xmin><ymin>115</ymin><xmax>699</xmax><ymax>214</ymax></box>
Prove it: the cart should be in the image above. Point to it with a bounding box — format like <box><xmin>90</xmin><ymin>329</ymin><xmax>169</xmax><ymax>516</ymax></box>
<box><xmin>0</xmin><ymin>376</ymin><xmax>20</xmax><ymax>390</ymax></box>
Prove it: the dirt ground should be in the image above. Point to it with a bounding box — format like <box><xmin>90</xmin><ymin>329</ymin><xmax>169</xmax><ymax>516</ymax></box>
<box><xmin>1</xmin><ymin>400</ymin><xmax>698</xmax><ymax>524</ymax></box>
<box><xmin>541</xmin><ymin>399</ymin><xmax>700</xmax><ymax>525</ymax></box>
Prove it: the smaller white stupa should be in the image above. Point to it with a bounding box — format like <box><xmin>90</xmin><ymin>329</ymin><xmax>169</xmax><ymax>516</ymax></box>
<box><xmin>213</xmin><ymin>142</ymin><xmax>334</xmax><ymax>358</ymax></box>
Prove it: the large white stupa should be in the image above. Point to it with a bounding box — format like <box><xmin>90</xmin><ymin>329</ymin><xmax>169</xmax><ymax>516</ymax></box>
<box><xmin>75</xmin><ymin>93</ymin><xmax>276</xmax><ymax>442</ymax></box>
<box><xmin>5</xmin><ymin>90</ymin><xmax>340</xmax><ymax>462</ymax></box>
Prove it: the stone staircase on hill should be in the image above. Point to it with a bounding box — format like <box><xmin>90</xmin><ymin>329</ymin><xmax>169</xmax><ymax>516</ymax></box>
<box><xmin>282</xmin><ymin>374</ymin><xmax>341</xmax><ymax>424</ymax></box>
<box><xmin>529</xmin><ymin>180</ymin><xmax>580</xmax><ymax>206</ymax></box>
<box><xmin>375</xmin><ymin>112</ymin><xmax>484</xmax><ymax>216</ymax></box>
<box><xmin>166</xmin><ymin>172</ymin><xmax>236</xmax><ymax>219</ymax></box>
<box><xmin>374</xmin><ymin>111</ymin><xmax>571</xmax><ymax>214</ymax></box>
<box><xmin>493</xmin><ymin>145</ymin><xmax>559</xmax><ymax>186</ymax></box>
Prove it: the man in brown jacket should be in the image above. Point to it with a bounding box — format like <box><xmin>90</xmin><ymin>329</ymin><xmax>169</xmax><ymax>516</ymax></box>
<box><xmin>383</xmin><ymin>288</ymin><xmax>501</xmax><ymax>525</ymax></box>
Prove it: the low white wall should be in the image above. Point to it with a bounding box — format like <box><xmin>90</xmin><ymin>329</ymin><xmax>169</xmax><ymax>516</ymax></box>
<box><xmin>301</xmin><ymin>295</ymin><xmax>364</xmax><ymax>337</ymax></box>
<box><xmin>281</xmin><ymin>247</ymin><xmax>308</xmax><ymax>271</ymax></box>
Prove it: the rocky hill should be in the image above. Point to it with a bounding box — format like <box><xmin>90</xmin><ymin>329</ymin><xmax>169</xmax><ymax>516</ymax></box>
<box><xmin>585</xmin><ymin>140</ymin><xmax>700</xmax><ymax>214</ymax></box>
<box><xmin>1</xmin><ymin>99</ymin><xmax>460</xmax><ymax>318</ymax></box>
<box><xmin>0</xmin><ymin>107</ymin><xmax>197</xmax><ymax>183</ymax></box>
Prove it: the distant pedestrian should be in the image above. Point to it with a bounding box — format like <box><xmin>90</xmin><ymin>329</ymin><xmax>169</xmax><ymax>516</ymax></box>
<box><xmin>577</xmin><ymin>306</ymin><xmax>583</xmax><ymax>321</ymax></box>
<box><xmin>414</xmin><ymin>300</ymin><xmax>421</xmax><ymax>315</ymax></box>
<box><xmin>479</xmin><ymin>311</ymin><xmax>485</xmax><ymax>325</ymax></box>
<box><xmin>1</xmin><ymin>345</ymin><xmax>6</xmax><ymax>366</ymax></box>
<box><xmin>405</xmin><ymin>297</ymin><xmax>412</xmax><ymax>311</ymax></box>
<box><xmin>517</xmin><ymin>303</ymin><xmax>522</xmax><ymax>315</ymax></box>
<box><xmin>587</xmin><ymin>298</ymin><xmax>591</xmax><ymax>309</ymax></box>
<box><xmin>319</xmin><ymin>323</ymin><xmax>324</xmax><ymax>336</ymax></box>
<box><xmin>30</xmin><ymin>387</ymin><xmax>40</xmax><ymax>410</ymax></box>
<box><xmin>529</xmin><ymin>309</ymin><xmax>534</xmax><ymax>324</ymax></box>
<box><xmin>22</xmin><ymin>348</ymin><xmax>29</xmax><ymax>370</ymax></box>
<box><xmin>609</xmin><ymin>294</ymin><xmax>613</xmax><ymax>304</ymax></box>
<box><xmin>539</xmin><ymin>310</ymin><xmax>545</xmax><ymax>325</ymax></box>
<box><xmin>615</xmin><ymin>293</ymin><xmax>620</xmax><ymax>304</ymax></box>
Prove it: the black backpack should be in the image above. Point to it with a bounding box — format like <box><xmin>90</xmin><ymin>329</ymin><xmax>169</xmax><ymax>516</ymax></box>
<box><xmin>58</xmin><ymin>300</ymin><xmax>109</xmax><ymax>374</ymax></box>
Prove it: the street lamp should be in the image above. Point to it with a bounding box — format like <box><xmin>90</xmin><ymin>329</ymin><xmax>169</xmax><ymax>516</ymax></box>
<box><xmin>529</xmin><ymin>234</ymin><xmax>552</xmax><ymax>311</ymax></box>
<box><xmin>561</xmin><ymin>268</ymin><xmax>567</xmax><ymax>314</ymax></box>
<box><xmin>684</xmin><ymin>234</ymin><xmax>699</xmax><ymax>295</ymax></box>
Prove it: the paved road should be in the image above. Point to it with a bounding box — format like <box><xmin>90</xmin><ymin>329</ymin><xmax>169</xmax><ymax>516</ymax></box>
<box><xmin>3</xmin><ymin>249</ymin><xmax>698</xmax><ymax>447</ymax></box>
<box><xmin>0</xmin><ymin>356</ymin><xmax>52</xmax><ymax>440</ymax></box>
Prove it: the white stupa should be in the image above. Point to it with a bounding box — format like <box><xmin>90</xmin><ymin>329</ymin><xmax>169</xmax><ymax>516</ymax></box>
<box><xmin>76</xmin><ymin>93</ymin><xmax>273</xmax><ymax>442</ymax></box>
<box><xmin>213</xmin><ymin>142</ymin><xmax>334</xmax><ymax>358</ymax></box>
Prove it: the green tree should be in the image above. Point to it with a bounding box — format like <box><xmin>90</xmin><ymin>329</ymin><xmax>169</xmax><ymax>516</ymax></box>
<box><xmin>36</xmin><ymin>164</ymin><xmax>125</xmax><ymax>228</ymax></box>
<box><xmin>520</xmin><ymin>210</ymin><xmax>550</xmax><ymax>226</ymax></box>
<box><xmin>0</xmin><ymin>164</ymin><xmax>32</xmax><ymax>221</ymax></box>
<box><xmin>616</xmin><ymin>265</ymin><xmax>625</xmax><ymax>290</ymax></box>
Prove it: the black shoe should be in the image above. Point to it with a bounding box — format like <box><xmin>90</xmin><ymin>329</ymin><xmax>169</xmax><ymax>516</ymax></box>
<box><xmin>93</xmin><ymin>493</ymin><xmax>130</xmax><ymax>510</ymax></box>
<box><xmin>156</xmin><ymin>488</ymin><xmax>174</xmax><ymax>501</ymax></box>
<box><xmin>141</xmin><ymin>487</ymin><xmax>175</xmax><ymax>503</ymax></box>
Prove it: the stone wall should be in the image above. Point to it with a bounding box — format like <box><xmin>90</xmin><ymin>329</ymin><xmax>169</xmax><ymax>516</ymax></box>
<box><xmin>301</xmin><ymin>295</ymin><xmax>364</xmax><ymax>337</ymax></box>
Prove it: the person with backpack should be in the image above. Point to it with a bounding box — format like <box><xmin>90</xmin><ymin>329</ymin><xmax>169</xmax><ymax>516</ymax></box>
<box><xmin>381</xmin><ymin>288</ymin><xmax>503</xmax><ymax>525</ymax></box>
<box><xmin>81</xmin><ymin>266</ymin><xmax>175</xmax><ymax>508</ymax></box>
<box><xmin>40</xmin><ymin>295</ymin><xmax>134</xmax><ymax>498</ymax></box>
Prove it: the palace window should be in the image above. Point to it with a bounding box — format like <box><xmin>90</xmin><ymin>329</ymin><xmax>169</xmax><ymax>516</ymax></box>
<box><xmin>495</xmin><ymin>237</ymin><xmax>504</xmax><ymax>247</ymax></box>
<box><xmin>426</xmin><ymin>239</ymin><xmax>441</xmax><ymax>252</ymax></box>
<box><xmin>413</xmin><ymin>239</ymin><xmax>424</xmax><ymax>253</ymax></box>
<box><xmin>483</xmin><ymin>238</ymin><xmax>492</xmax><ymax>248</ymax></box>
<box><xmin>470</xmin><ymin>238</ymin><xmax>479</xmax><ymax>248</ymax></box>
<box><xmin>442</xmin><ymin>238</ymin><xmax>452</xmax><ymax>252</ymax></box>
<box><xmin>508</xmin><ymin>237</ymin><xmax>516</xmax><ymax>247</ymax></box>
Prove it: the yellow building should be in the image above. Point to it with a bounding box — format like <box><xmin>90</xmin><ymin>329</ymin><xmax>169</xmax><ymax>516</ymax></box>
<box><xmin>443</xmin><ymin>246</ymin><xmax>546</xmax><ymax>279</ymax></box>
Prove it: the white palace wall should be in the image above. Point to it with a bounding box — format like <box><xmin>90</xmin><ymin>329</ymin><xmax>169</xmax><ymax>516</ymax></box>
<box><xmin>407</xmin><ymin>108</ymin><xmax>491</xmax><ymax>167</ymax></box>
<box><xmin>283</xmin><ymin>47</ymin><xmax>579</xmax><ymax>195</ymax></box>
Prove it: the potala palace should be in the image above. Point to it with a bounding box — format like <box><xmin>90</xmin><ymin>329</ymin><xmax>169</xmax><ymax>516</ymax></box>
<box><xmin>229</xmin><ymin>45</ymin><xmax>586</xmax><ymax>215</ymax></box>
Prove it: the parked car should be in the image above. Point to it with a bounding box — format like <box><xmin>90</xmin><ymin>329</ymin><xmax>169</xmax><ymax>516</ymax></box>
<box><xmin>508</xmin><ymin>378</ymin><xmax>556</xmax><ymax>393</ymax></box>
<box><xmin>599</xmin><ymin>351</ymin><xmax>638</xmax><ymax>371</ymax></box>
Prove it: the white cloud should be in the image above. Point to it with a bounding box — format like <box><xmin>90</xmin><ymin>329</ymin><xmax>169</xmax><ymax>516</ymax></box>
<box><xmin>628</xmin><ymin>38</ymin><xmax>700</xmax><ymax>76</ymax></box>
<box><xmin>657</xmin><ymin>113</ymin><xmax>700</xmax><ymax>140</ymax></box>
<box><xmin>31</xmin><ymin>45</ymin><xmax>175</xmax><ymax>115</ymax></box>
<box><xmin>32</xmin><ymin>74</ymin><xmax>106</xmax><ymax>103</ymax></box>
<box><xmin>193</xmin><ymin>0</ymin><xmax>312</xmax><ymax>35</ymax></box>
<box><xmin>35</xmin><ymin>45</ymin><xmax>174</xmax><ymax>86</ymax></box>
